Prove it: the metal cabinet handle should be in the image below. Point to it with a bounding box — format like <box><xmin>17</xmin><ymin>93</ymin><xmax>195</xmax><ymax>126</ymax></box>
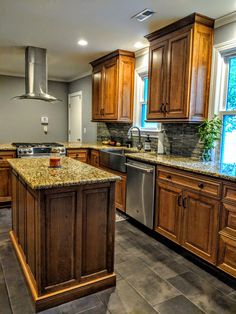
<box><xmin>125</xmin><ymin>163</ymin><xmax>153</xmax><ymax>173</ymax></box>
<box><xmin>182</xmin><ymin>197</ymin><xmax>187</xmax><ymax>209</ymax></box>
<box><xmin>177</xmin><ymin>194</ymin><xmax>182</xmax><ymax>207</ymax></box>
<box><xmin>198</xmin><ymin>183</ymin><xmax>204</xmax><ymax>189</ymax></box>
<box><xmin>165</xmin><ymin>102</ymin><xmax>169</xmax><ymax>113</ymax></box>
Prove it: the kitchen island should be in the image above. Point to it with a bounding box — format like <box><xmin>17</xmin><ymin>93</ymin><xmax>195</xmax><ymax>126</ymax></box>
<box><xmin>8</xmin><ymin>157</ymin><xmax>120</xmax><ymax>312</ymax></box>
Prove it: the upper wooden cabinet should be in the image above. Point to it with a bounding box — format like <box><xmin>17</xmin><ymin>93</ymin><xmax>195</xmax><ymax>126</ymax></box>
<box><xmin>145</xmin><ymin>13</ymin><xmax>214</xmax><ymax>122</ymax></box>
<box><xmin>90</xmin><ymin>50</ymin><xmax>135</xmax><ymax>122</ymax></box>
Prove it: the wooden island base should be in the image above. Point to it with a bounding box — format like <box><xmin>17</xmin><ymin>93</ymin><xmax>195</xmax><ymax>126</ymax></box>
<box><xmin>10</xmin><ymin>169</ymin><xmax>117</xmax><ymax>312</ymax></box>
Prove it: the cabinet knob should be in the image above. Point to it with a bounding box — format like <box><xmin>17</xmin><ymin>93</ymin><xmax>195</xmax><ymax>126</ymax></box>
<box><xmin>160</xmin><ymin>103</ymin><xmax>165</xmax><ymax>112</ymax></box>
<box><xmin>182</xmin><ymin>197</ymin><xmax>187</xmax><ymax>208</ymax></box>
<box><xmin>177</xmin><ymin>194</ymin><xmax>182</xmax><ymax>207</ymax></box>
<box><xmin>0</xmin><ymin>157</ymin><xmax>3</xmax><ymax>159</ymax></box>
<box><xmin>165</xmin><ymin>102</ymin><xmax>169</xmax><ymax>113</ymax></box>
<box><xmin>167</xmin><ymin>175</ymin><xmax>172</xmax><ymax>179</ymax></box>
<box><xmin>198</xmin><ymin>183</ymin><xmax>204</xmax><ymax>189</ymax></box>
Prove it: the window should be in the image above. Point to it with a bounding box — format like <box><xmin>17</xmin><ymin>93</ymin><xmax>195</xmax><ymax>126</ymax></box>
<box><xmin>134</xmin><ymin>69</ymin><xmax>160</xmax><ymax>132</ymax></box>
<box><xmin>220</xmin><ymin>55</ymin><xmax>236</xmax><ymax>163</ymax></box>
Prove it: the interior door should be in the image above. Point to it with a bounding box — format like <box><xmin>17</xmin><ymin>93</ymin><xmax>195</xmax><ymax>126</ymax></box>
<box><xmin>147</xmin><ymin>40</ymin><xmax>168</xmax><ymax>120</ymax></box>
<box><xmin>68</xmin><ymin>92</ymin><xmax>82</xmax><ymax>142</ymax></box>
<box><xmin>165</xmin><ymin>31</ymin><xmax>192</xmax><ymax>119</ymax></box>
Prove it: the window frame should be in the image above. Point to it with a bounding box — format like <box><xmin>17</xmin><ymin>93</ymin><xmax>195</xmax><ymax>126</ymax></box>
<box><xmin>133</xmin><ymin>65</ymin><xmax>161</xmax><ymax>135</ymax></box>
<box><xmin>209</xmin><ymin>39</ymin><xmax>236</xmax><ymax>162</ymax></box>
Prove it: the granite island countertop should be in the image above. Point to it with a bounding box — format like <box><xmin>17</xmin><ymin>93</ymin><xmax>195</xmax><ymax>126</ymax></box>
<box><xmin>8</xmin><ymin>157</ymin><xmax>120</xmax><ymax>190</ymax></box>
<box><xmin>125</xmin><ymin>152</ymin><xmax>236</xmax><ymax>182</ymax></box>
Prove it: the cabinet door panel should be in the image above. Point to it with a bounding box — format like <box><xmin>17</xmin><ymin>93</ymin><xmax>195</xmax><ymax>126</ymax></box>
<box><xmin>166</xmin><ymin>31</ymin><xmax>191</xmax><ymax>119</ymax></box>
<box><xmin>0</xmin><ymin>168</ymin><xmax>11</xmax><ymax>202</ymax></box>
<box><xmin>155</xmin><ymin>182</ymin><xmax>182</xmax><ymax>243</ymax></box>
<box><xmin>90</xmin><ymin>150</ymin><xmax>100</xmax><ymax>167</ymax></box>
<box><xmin>92</xmin><ymin>68</ymin><xmax>103</xmax><ymax>120</ymax></box>
<box><xmin>182</xmin><ymin>191</ymin><xmax>219</xmax><ymax>264</ymax></box>
<box><xmin>103</xmin><ymin>60</ymin><xmax>118</xmax><ymax>119</ymax></box>
<box><xmin>115</xmin><ymin>174</ymin><xmax>126</xmax><ymax>212</ymax></box>
<box><xmin>147</xmin><ymin>40</ymin><xmax>168</xmax><ymax>120</ymax></box>
<box><xmin>218</xmin><ymin>234</ymin><xmax>236</xmax><ymax>277</ymax></box>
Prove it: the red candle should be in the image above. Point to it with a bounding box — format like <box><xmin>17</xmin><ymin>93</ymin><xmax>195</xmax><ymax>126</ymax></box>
<box><xmin>50</xmin><ymin>156</ymin><xmax>61</xmax><ymax>168</ymax></box>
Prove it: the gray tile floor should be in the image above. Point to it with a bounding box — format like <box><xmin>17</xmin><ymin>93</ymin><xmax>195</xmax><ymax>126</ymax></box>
<box><xmin>0</xmin><ymin>207</ymin><xmax>236</xmax><ymax>314</ymax></box>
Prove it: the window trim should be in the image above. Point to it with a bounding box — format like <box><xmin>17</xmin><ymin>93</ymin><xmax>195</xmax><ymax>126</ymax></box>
<box><xmin>133</xmin><ymin>65</ymin><xmax>162</xmax><ymax>134</ymax></box>
<box><xmin>210</xmin><ymin>39</ymin><xmax>236</xmax><ymax>162</ymax></box>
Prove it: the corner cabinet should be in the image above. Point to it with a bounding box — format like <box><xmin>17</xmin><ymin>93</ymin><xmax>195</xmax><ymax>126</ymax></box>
<box><xmin>145</xmin><ymin>13</ymin><xmax>214</xmax><ymax>122</ymax></box>
<box><xmin>90</xmin><ymin>50</ymin><xmax>135</xmax><ymax>123</ymax></box>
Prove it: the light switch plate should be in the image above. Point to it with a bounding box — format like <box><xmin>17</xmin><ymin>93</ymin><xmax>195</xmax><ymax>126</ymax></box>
<box><xmin>41</xmin><ymin>116</ymin><xmax>48</xmax><ymax>124</ymax></box>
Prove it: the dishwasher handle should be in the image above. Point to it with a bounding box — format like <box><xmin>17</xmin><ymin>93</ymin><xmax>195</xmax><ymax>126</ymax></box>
<box><xmin>125</xmin><ymin>163</ymin><xmax>154</xmax><ymax>173</ymax></box>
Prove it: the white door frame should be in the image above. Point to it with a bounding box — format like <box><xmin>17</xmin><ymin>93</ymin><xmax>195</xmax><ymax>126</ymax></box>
<box><xmin>68</xmin><ymin>91</ymin><xmax>82</xmax><ymax>142</ymax></box>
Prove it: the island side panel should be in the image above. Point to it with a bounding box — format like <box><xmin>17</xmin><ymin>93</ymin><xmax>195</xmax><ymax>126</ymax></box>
<box><xmin>40</xmin><ymin>182</ymin><xmax>116</xmax><ymax>295</ymax></box>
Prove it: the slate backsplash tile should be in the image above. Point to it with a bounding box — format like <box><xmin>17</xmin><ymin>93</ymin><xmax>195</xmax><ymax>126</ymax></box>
<box><xmin>97</xmin><ymin>122</ymin><xmax>203</xmax><ymax>159</ymax></box>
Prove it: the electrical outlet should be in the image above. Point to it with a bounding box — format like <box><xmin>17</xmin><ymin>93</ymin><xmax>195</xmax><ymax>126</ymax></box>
<box><xmin>41</xmin><ymin>116</ymin><xmax>48</xmax><ymax>124</ymax></box>
<box><xmin>84</xmin><ymin>128</ymin><xmax>87</xmax><ymax>134</ymax></box>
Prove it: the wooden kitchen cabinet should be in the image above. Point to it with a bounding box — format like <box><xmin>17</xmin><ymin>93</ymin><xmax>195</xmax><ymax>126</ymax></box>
<box><xmin>90</xmin><ymin>149</ymin><xmax>100</xmax><ymax>167</ymax></box>
<box><xmin>100</xmin><ymin>166</ymin><xmax>126</xmax><ymax>212</ymax></box>
<box><xmin>145</xmin><ymin>13</ymin><xmax>214</xmax><ymax>122</ymax></box>
<box><xmin>156</xmin><ymin>166</ymin><xmax>221</xmax><ymax>265</ymax></box>
<box><xmin>0</xmin><ymin>150</ymin><xmax>16</xmax><ymax>205</ymax></box>
<box><xmin>155</xmin><ymin>181</ymin><xmax>182</xmax><ymax>243</ymax></box>
<box><xmin>90</xmin><ymin>50</ymin><xmax>135</xmax><ymax>122</ymax></box>
<box><xmin>218</xmin><ymin>184</ymin><xmax>236</xmax><ymax>277</ymax></box>
<box><xmin>66</xmin><ymin>149</ymin><xmax>89</xmax><ymax>163</ymax></box>
<box><xmin>181</xmin><ymin>190</ymin><xmax>219</xmax><ymax>264</ymax></box>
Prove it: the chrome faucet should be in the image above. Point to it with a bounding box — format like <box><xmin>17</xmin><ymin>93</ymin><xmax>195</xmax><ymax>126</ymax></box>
<box><xmin>127</xmin><ymin>126</ymin><xmax>143</xmax><ymax>150</ymax></box>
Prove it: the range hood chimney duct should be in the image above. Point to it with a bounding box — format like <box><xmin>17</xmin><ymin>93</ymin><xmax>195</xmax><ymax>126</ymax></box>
<box><xmin>15</xmin><ymin>46</ymin><xmax>61</xmax><ymax>102</ymax></box>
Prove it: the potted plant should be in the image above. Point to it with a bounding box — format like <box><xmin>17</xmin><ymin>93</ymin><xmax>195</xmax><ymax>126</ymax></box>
<box><xmin>198</xmin><ymin>115</ymin><xmax>222</xmax><ymax>162</ymax></box>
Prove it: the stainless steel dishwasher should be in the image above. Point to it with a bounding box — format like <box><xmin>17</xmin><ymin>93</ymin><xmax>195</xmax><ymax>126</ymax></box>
<box><xmin>125</xmin><ymin>159</ymin><xmax>155</xmax><ymax>229</ymax></box>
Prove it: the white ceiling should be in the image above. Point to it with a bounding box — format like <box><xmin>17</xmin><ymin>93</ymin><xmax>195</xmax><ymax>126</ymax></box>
<box><xmin>0</xmin><ymin>0</ymin><xmax>235</xmax><ymax>82</ymax></box>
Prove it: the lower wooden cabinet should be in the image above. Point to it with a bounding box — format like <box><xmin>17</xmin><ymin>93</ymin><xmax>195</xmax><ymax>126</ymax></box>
<box><xmin>217</xmin><ymin>193</ymin><xmax>236</xmax><ymax>277</ymax></box>
<box><xmin>66</xmin><ymin>149</ymin><xmax>89</xmax><ymax>163</ymax></box>
<box><xmin>114</xmin><ymin>173</ymin><xmax>126</xmax><ymax>212</ymax></box>
<box><xmin>182</xmin><ymin>190</ymin><xmax>219</xmax><ymax>264</ymax></box>
<box><xmin>155</xmin><ymin>166</ymin><xmax>221</xmax><ymax>266</ymax></box>
<box><xmin>0</xmin><ymin>150</ymin><xmax>16</xmax><ymax>205</ymax></box>
<box><xmin>100</xmin><ymin>166</ymin><xmax>126</xmax><ymax>212</ymax></box>
<box><xmin>90</xmin><ymin>149</ymin><xmax>100</xmax><ymax>167</ymax></box>
<box><xmin>155</xmin><ymin>181</ymin><xmax>182</xmax><ymax>243</ymax></box>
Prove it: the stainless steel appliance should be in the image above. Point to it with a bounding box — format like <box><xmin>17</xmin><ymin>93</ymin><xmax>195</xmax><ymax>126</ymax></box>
<box><xmin>126</xmin><ymin>159</ymin><xmax>155</xmax><ymax>228</ymax></box>
<box><xmin>12</xmin><ymin>143</ymin><xmax>66</xmax><ymax>158</ymax></box>
<box><xmin>100</xmin><ymin>148</ymin><xmax>136</xmax><ymax>173</ymax></box>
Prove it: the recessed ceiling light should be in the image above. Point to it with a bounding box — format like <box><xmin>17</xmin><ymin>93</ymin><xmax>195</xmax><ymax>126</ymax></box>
<box><xmin>134</xmin><ymin>42</ymin><xmax>144</xmax><ymax>49</ymax></box>
<box><xmin>78</xmin><ymin>39</ymin><xmax>88</xmax><ymax>46</ymax></box>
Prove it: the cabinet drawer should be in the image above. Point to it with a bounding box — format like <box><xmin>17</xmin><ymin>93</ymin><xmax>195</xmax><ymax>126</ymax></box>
<box><xmin>223</xmin><ymin>184</ymin><xmax>236</xmax><ymax>203</ymax></box>
<box><xmin>218</xmin><ymin>233</ymin><xmax>236</xmax><ymax>278</ymax></box>
<box><xmin>0</xmin><ymin>151</ymin><xmax>16</xmax><ymax>167</ymax></box>
<box><xmin>157</xmin><ymin>167</ymin><xmax>221</xmax><ymax>197</ymax></box>
<box><xmin>221</xmin><ymin>202</ymin><xmax>236</xmax><ymax>237</ymax></box>
<box><xmin>66</xmin><ymin>149</ymin><xmax>88</xmax><ymax>163</ymax></box>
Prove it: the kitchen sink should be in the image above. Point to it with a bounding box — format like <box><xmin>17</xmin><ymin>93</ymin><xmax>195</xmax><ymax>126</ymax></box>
<box><xmin>100</xmin><ymin>148</ymin><xmax>136</xmax><ymax>173</ymax></box>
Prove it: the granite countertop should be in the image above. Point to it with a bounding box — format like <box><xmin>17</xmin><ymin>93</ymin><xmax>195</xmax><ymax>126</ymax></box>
<box><xmin>62</xmin><ymin>142</ymin><xmax>132</xmax><ymax>150</ymax></box>
<box><xmin>8</xmin><ymin>157</ymin><xmax>120</xmax><ymax>190</ymax></box>
<box><xmin>125</xmin><ymin>153</ymin><xmax>236</xmax><ymax>182</ymax></box>
<box><xmin>0</xmin><ymin>143</ymin><xmax>16</xmax><ymax>150</ymax></box>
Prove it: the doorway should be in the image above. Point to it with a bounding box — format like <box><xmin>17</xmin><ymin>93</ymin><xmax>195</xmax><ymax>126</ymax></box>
<box><xmin>68</xmin><ymin>91</ymin><xmax>82</xmax><ymax>142</ymax></box>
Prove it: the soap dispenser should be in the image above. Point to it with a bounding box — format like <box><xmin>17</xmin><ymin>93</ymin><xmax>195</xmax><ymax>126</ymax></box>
<box><xmin>144</xmin><ymin>134</ymin><xmax>151</xmax><ymax>152</ymax></box>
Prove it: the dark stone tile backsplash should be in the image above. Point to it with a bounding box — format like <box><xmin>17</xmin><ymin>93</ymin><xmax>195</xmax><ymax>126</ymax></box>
<box><xmin>97</xmin><ymin>122</ymin><xmax>203</xmax><ymax>159</ymax></box>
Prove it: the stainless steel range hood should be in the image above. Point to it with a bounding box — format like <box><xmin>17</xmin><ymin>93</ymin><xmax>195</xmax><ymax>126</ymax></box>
<box><xmin>15</xmin><ymin>46</ymin><xmax>61</xmax><ymax>102</ymax></box>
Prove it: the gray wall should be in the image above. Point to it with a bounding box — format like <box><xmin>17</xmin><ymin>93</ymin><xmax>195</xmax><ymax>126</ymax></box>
<box><xmin>214</xmin><ymin>21</ymin><xmax>236</xmax><ymax>45</ymax></box>
<box><xmin>68</xmin><ymin>75</ymin><xmax>97</xmax><ymax>143</ymax></box>
<box><xmin>0</xmin><ymin>75</ymin><xmax>68</xmax><ymax>143</ymax></box>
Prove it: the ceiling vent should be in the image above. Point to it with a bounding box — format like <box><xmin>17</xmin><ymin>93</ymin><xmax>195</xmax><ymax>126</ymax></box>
<box><xmin>131</xmin><ymin>9</ymin><xmax>155</xmax><ymax>22</ymax></box>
